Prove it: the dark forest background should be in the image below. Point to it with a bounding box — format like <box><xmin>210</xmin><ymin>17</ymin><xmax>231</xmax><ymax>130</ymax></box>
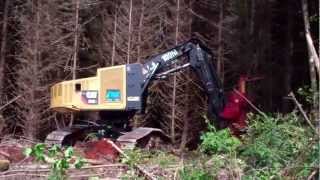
<box><xmin>0</xmin><ymin>0</ymin><xmax>318</xmax><ymax>148</ymax></box>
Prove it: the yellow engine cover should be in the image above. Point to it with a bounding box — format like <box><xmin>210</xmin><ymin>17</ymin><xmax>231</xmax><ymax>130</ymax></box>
<box><xmin>50</xmin><ymin>65</ymin><xmax>127</xmax><ymax>112</ymax></box>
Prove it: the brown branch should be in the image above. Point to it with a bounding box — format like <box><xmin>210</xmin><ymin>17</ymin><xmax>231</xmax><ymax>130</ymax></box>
<box><xmin>0</xmin><ymin>164</ymin><xmax>126</xmax><ymax>175</ymax></box>
<box><xmin>0</xmin><ymin>95</ymin><xmax>22</xmax><ymax>111</ymax></box>
<box><xmin>233</xmin><ymin>89</ymin><xmax>268</xmax><ymax>118</ymax></box>
<box><xmin>188</xmin><ymin>8</ymin><xmax>231</xmax><ymax>34</ymax></box>
<box><xmin>0</xmin><ymin>173</ymin><xmax>48</xmax><ymax>178</ymax></box>
<box><xmin>0</xmin><ymin>151</ymin><xmax>10</xmax><ymax>160</ymax></box>
<box><xmin>106</xmin><ymin>140</ymin><xmax>157</xmax><ymax>180</ymax></box>
<box><xmin>288</xmin><ymin>92</ymin><xmax>317</xmax><ymax>133</ymax></box>
<box><xmin>49</xmin><ymin>16</ymin><xmax>97</xmax><ymax>47</ymax></box>
<box><xmin>307</xmin><ymin>169</ymin><xmax>318</xmax><ymax>180</ymax></box>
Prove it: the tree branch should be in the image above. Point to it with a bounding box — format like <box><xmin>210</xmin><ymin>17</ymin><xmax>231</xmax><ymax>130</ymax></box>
<box><xmin>288</xmin><ymin>92</ymin><xmax>317</xmax><ymax>133</ymax></box>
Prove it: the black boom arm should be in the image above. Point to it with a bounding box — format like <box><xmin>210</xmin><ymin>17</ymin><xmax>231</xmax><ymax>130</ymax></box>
<box><xmin>141</xmin><ymin>39</ymin><xmax>225</xmax><ymax>121</ymax></box>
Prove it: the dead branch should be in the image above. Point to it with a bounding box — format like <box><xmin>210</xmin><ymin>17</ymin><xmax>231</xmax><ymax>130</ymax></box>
<box><xmin>307</xmin><ymin>169</ymin><xmax>318</xmax><ymax>180</ymax></box>
<box><xmin>49</xmin><ymin>16</ymin><xmax>97</xmax><ymax>47</ymax></box>
<box><xmin>69</xmin><ymin>172</ymin><xmax>122</xmax><ymax>178</ymax></box>
<box><xmin>233</xmin><ymin>89</ymin><xmax>268</xmax><ymax>119</ymax></box>
<box><xmin>173</xmin><ymin>159</ymin><xmax>183</xmax><ymax>180</ymax></box>
<box><xmin>288</xmin><ymin>92</ymin><xmax>317</xmax><ymax>133</ymax></box>
<box><xmin>0</xmin><ymin>163</ymin><xmax>126</xmax><ymax>176</ymax></box>
<box><xmin>0</xmin><ymin>173</ymin><xmax>48</xmax><ymax>178</ymax></box>
<box><xmin>188</xmin><ymin>8</ymin><xmax>231</xmax><ymax>34</ymax></box>
<box><xmin>106</xmin><ymin>140</ymin><xmax>157</xmax><ymax>180</ymax></box>
<box><xmin>0</xmin><ymin>151</ymin><xmax>10</xmax><ymax>160</ymax></box>
<box><xmin>0</xmin><ymin>95</ymin><xmax>22</xmax><ymax>111</ymax></box>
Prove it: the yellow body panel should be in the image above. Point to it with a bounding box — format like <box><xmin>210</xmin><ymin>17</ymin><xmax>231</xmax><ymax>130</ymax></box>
<box><xmin>50</xmin><ymin>65</ymin><xmax>127</xmax><ymax>112</ymax></box>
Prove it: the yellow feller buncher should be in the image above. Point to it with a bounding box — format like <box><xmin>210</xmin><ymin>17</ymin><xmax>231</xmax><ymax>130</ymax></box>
<box><xmin>46</xmin><ymin>39</ymin><xmax>225</xmax><ymax>148</ymax></box>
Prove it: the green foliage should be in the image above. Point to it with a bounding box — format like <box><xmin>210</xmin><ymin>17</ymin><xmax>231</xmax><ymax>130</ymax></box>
<box><xmin>200</xmin><ymin>125</ymin><xmax>241</xmax><ymax>154</ymax></box>
<box><xmin>74</xmin><ymin>157</ymin><xmax>86</xmax><ymax>169</ymax></box>
<box><xmin>63</xmin><ymin>147</ymin><xmax>73</xmax><ymax>158</ymax></box>
<box><xmin>120</xmin><ymin>149</ymin><xmax>147</xmax><ymax>179</ymax></box>
<box><xmin>24</xmin><ymin>144</ymin><xmax>86</xmax><ymax>180</ymax></box>
<box><xmin>241</xmin><ymin>113</ymin><xmax>310</xmax><ymax>166</ymax></box>
<box><xmin>48</xmin><ymin>144</ymin><xmax>60</xmax><ymax>157</ymax></box>
<box><xmin>294</xmin><ymin>141</ymin><xmax>320</xmax><ymax>178</ymax></box>
<box><xmin>179</xmin><ymin>167</ymin><xmax>213</xmax><ymax>180</ymax></box>
<box><xmin>309</xmin><ymin>14</ymin><xmax>319</xmax><ymax>23</ymax></box>
<box><xmin>240</xmin><ymin>113</ymin><xmax>313</xmax><ymax>179</ymax></box>
<box><xmin>121</xmin><ymin>149</ymin><xmax>144</xmax><ymax>168</ymax></box>
<box><xmin>24</xmin><ymin>143</ymin><xmax>46</xmax><ymax>161</ymax></box>
<box><xmin>144</xmin><ymin>150</ymin><xmax>179</xmax><ymax>168</ymax></box>
<box><xmin>120</xmin><ymin>149</ymin><xmax>180</xmax><ymax>179</ymax></box>
<box><xmin>242</xmin><ymin>167</ymin><xmax>282</xmax><ymax>180</ymax></box>
<box><xmin>297</xmin><ymin>85</ymin><xmax>319</xmax><ymax>106</ymax></box>
<box><xmin>192</xmin><ymin>112</ymin><xmax>316</xmax><ymax>179</ymax></box>
<box><xmin>208</xmin><ymin>154</ymin><xmax>246</xmax><ymax>178</ymax></box>
<box><xmin>88</xmin><ymin>177</ymin><xmax>100</xmax><ymax>180</ymax></box>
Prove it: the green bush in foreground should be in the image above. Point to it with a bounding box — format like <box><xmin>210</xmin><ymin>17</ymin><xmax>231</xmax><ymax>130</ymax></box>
<box><xmin>240</xmin><ymin>113</ymin><xmax>313</xmax><ymax>179</ymax></box>
<box><xmin>197</xmin><ymin>112</ymin><xmax>316</xmax><ymax>179</ymax></box>
<box><xmin>200</xmin><ymin>121</ymin><xmax>241</xmax><ymax>154</ymax></box>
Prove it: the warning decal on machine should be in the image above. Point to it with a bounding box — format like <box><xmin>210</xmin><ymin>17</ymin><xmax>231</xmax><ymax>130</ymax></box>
<box><xmin>127</xmin><ymin>96</ymin><xmax>140</xmax><ymax>102</ymax></box>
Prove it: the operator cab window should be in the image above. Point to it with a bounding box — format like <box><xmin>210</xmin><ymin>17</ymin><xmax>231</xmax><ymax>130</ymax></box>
<box><xmin>75</xmin><ymin>83</ymin><xmax>81</xmax><ymax>92</ymax></box>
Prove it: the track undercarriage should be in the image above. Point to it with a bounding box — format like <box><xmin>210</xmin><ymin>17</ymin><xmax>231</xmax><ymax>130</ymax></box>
<box><xmin>45</xmin><ymin>113</ymin><xmax>170</xmax><ymax>149</ymax></box>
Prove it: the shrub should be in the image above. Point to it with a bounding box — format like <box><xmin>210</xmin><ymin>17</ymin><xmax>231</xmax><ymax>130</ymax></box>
<box><xmin>294</xmin><ymin>141</ymin><xmax>320</xmax><ymax>178</ymax></box>
<box><xmin>200</xmin><ymin>123</ymin><xmax>241</xmax><ymax>154</ymax></box>
<box><xmin>208</xmin><ymin>154</ymin><xmax>246</xmax><ymax>179</ymax></box>
<box><xmin>240</xmin><ymin>113</ymin><xmax>313</xmax><ymax>179</ymax></box>
<box><xmin>179</xmin><ymin>166</ymin><xmax>213</xmax><ymax>180</ymax></box>
<box><xmin>24</xmin><ymin>144</ymin><xmax>85</xmax><ymax>180</ymax></box>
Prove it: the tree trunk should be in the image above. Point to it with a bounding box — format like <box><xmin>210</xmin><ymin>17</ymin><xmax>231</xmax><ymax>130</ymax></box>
<box><xmin>180</xmin><ymin>76</ymin><xmax>191</xmax><ymax>151</ymax></box>
<box><xmin>137</xmin><ymin>0</ymin><xmax>145</xmax><ymax>63</ymax></box>
<box><xmin>301</xmin><ymin>0</ymin><xmax>320</xmax><ymax>127</ymax></box>
<box><xmin>171</xmin><ymin>0</ymin><xmax>180</xmax><ymax>143</ymax></box>
<box><xmin>70</xmin><ymin>0</ymin><xmax>80</xmax><ymax>127</ymax></box>
<box><xmin>249</xmin><ymin>0</ymin><xmax>255</xmax><ymax>35</ymax></box>
<box><xmin>27</xmin><ymin>0</ymin><xmax>41</xmax><ymax>139</ymax></box>
<box><xmin>282</xmin><ymin>0</ymin><xmax>293</xmax><ymax>112</ymax></box>
<box><xmin>111</xmin><ymin>0</ymin><xmax>118</xmax><ymax>66</ymax></box>
<box><xmin>72</xmin><ymin>0</ymin><xmax>80</xmax><ymax>80</ymax></box>
<box><xmin>0</xmin><ymin>0</ymin><xmax>9</xmax><ymax>97</ymax></box>
<box><xmin>126</xmin><ymin>0</ymin><xmax>133</xmax><ymax>64</ymax></box>
<box><xmin>217</xmin><ymin>0</ymin><xmax>224</xmax><ymax>82</ymax></box>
